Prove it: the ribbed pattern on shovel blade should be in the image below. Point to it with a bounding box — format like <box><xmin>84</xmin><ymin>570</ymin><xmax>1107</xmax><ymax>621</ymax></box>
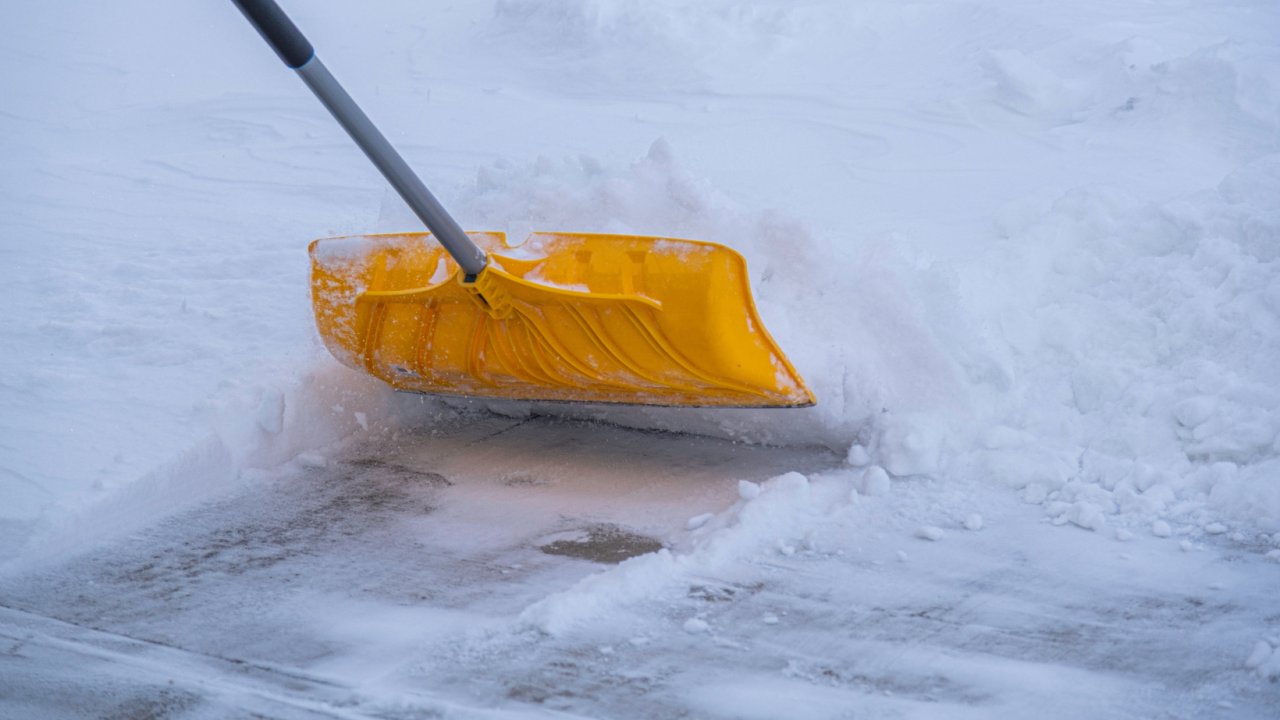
<box><xmin>309</xmin><ymin>232</ymin><xmax>815</xmax><ymax>408</ymax></box>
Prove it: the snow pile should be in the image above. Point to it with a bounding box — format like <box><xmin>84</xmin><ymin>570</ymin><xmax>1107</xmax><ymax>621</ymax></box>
<box><xmin>964</xmin><ymin>159</ymin><xmax>1280</xmax><ymax>533</ymax></box>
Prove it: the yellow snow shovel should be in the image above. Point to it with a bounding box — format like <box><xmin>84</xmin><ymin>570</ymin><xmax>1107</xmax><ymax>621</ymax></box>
<box><xmin>234</xmin><ymin>0</ymin><xmax>814</xmax><ymax>408</ymax></box>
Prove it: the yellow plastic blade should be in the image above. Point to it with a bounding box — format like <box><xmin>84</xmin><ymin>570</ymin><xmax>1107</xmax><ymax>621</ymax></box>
<box><xmin>309</xmin><ymin>232</ymin><xmax>815</xmax><ymax>408</ymax></box>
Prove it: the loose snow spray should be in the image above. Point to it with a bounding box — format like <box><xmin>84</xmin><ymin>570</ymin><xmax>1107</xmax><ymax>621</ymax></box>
<box><xmin>425</xmin><ymin>136</ymin><xmax>1280</xmax><ymax>539</ymax></box>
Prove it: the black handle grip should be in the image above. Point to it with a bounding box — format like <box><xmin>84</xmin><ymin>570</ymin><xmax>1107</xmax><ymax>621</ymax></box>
<box><xmin>232</xmin><ymin>0</ymin><xmax>314</xmax><ymax>68</ymax></box>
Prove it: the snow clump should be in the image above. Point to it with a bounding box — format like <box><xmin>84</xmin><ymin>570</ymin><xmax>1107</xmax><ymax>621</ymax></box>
<box><xmin>682</xmin><ymin>618</ymin><xmax>709</xmax><ymax>634</ymax></box>
<box><xmin>1247</xmin><ymin>640</ymin><xmax>1280</xmax><ymax>680</ymax></box>
<box><xmin>915</xmin><ymin>526</ymin><xmax>945</xmax><ymax>541</ymax></box>
<box><xmin>685</xmin><ymin>513</ymin><xmax>714</xmax><ymax>531</ymax></box>
<box><xmin>860</xmin><ymin>466</ymin><xmax>892</xmax><ymax>497</ymax></box>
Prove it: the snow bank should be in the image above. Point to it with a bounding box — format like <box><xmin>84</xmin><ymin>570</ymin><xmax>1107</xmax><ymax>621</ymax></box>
<box><xmin>973</xmin><ymin>164</ymin><xmax>1280</xmax><ymax>531</ymax></box>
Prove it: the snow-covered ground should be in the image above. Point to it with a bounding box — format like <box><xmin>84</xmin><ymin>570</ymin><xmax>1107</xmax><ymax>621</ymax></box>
<box><xmin>2</xmin><ymin>0</ymin><xmax>1279</xmax><ymax>717</ymax></box>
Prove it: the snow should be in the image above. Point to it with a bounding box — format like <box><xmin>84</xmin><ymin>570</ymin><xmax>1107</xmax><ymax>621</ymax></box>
<box><xmin>3</xmin><ymin>0</ymin><xmax>1280</xmax><ymax>717</ymax></box>
<box><xmin>860</xmin><ymin>465</ymin><xmax>893</xmax><ymax>496</ymax></box>
<box><xmin>1247</xmin><ymin>640</ymin><xmax>1274</xmax><ymax>670</ymax></box>
<box><xmin>685</xmin><ymin>512</ymin><xmax>714</xmax><ymax>531</ymax></box>
<box><xmin>1259</xmin><ymin>650</ymin><xmax>1280</xmax><ymax>681</ymax></box>
<box><xmin>682</xmin><ymin>618</ymin><xmax>710</xmax><ymax>634</ymax></box>
<box><xmin>845</xmin><ymin>444</ymin><xmax>871</xmax><ymax>467</ymax></box>
<box><xmin>914</xmin><ymin>526</ymin><xmax>946</xmax><ymax>541</ymax></box>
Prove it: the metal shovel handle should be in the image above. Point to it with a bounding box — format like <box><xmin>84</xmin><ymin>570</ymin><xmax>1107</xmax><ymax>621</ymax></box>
<box><xmin>231</xmin><ymin>0</ymin><xmax>488</xmax><ymax>275</ymax></box>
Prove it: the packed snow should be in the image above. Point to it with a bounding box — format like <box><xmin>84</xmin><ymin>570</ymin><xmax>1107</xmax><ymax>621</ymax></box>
<box><xmin>2</xmin><ymin>0</ymin><xmax>1279</xmax><ymax>717</ymax></box>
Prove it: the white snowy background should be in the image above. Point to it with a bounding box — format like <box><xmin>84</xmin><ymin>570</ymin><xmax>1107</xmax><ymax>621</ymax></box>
<box><xmin>2</xmin><ymin>0</ymin><xmax>1279</xmax><ymax>718</ymax></box>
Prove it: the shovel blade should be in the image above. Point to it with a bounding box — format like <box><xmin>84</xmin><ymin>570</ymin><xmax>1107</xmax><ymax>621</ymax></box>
<box><xmin>310</xmin><ymin>232</ymin><xmax>815</xmax><ymax>408</ymax></box>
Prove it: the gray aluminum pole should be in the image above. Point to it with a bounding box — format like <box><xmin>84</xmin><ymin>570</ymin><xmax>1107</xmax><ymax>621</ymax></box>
<box><xmin>231</xmin><ymin>0</ymin><xmax>488</xmax><ymax>276</ymax></box>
